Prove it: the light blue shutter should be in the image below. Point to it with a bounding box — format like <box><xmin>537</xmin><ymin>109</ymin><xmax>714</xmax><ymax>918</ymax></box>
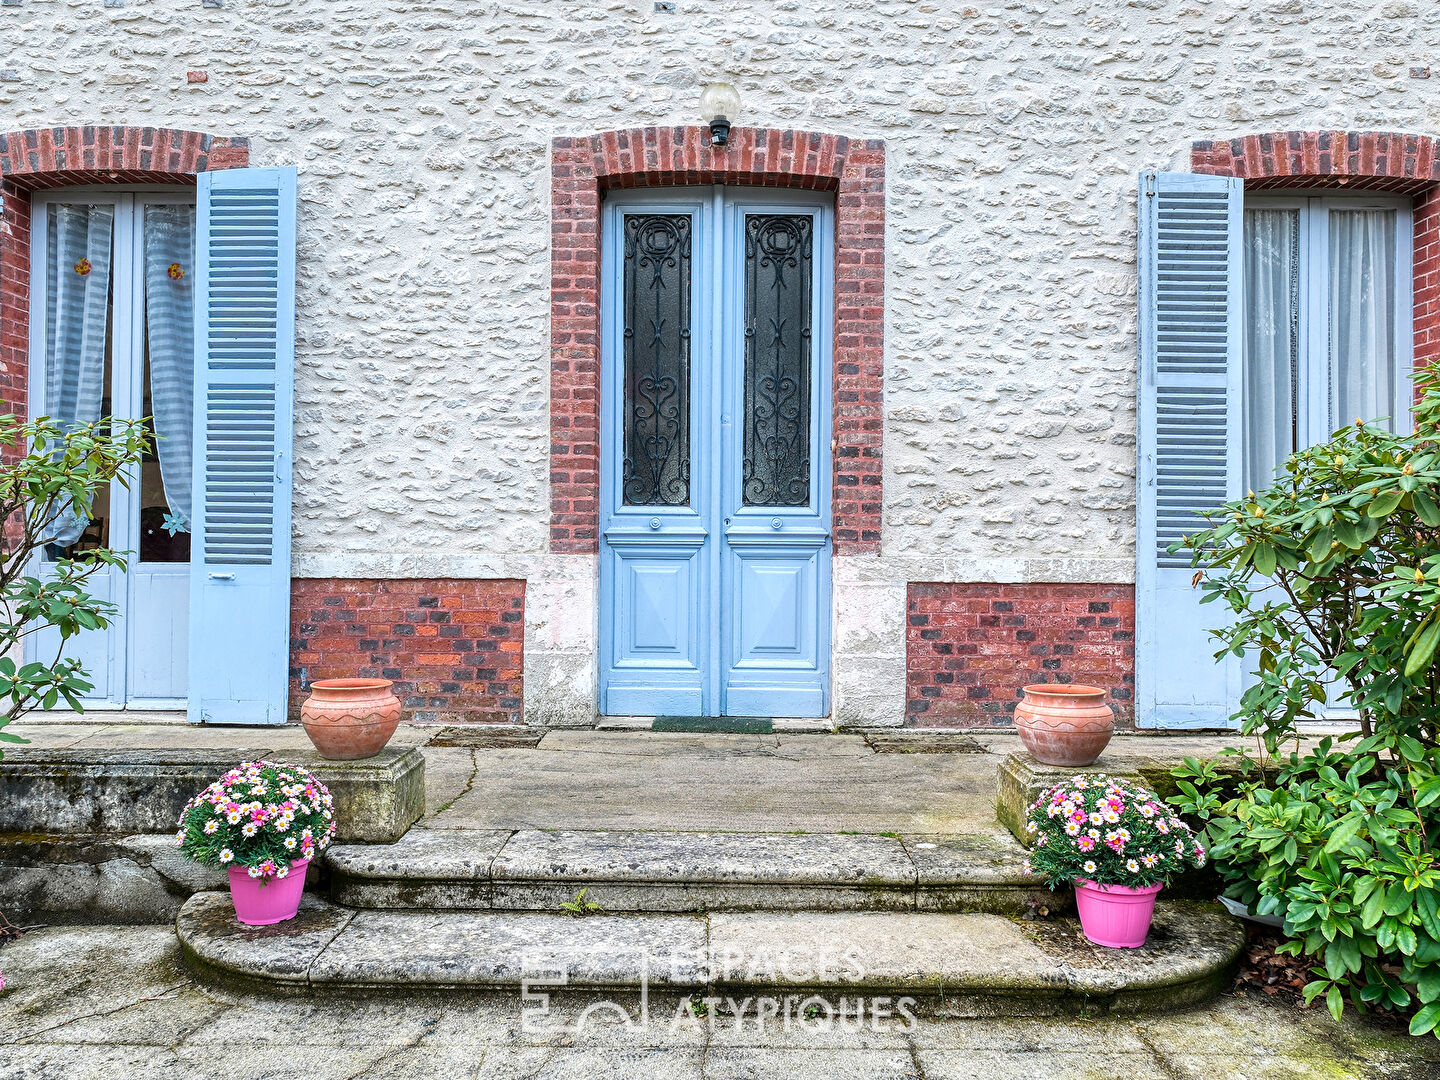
<box><xmin>1137</xmin><ymin>171</ymin><xmax>1244</xmax><ymax>728</ymax></box>
<box><xmin>188</xmin><ymin>167</ymin><xmax>297</xmax><ymax>725</ymax></box>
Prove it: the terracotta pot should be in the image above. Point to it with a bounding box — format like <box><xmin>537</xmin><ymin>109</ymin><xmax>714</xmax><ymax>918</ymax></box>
<box><xmin>1013</xmin><ymin>683</ymin><xmax>1115</xmax><ymax>767</ymax></box>
<box><xmin>299</xmin><ymin>678</ymin><xmax>402</xmax><ymax>761</ymax></box>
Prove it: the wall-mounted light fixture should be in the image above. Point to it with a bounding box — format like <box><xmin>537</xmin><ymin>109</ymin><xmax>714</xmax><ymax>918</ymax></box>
<box><xmin>699</xmin><ymin>82</ymin><xmax>741</xmax><ymax>147</ymax></box>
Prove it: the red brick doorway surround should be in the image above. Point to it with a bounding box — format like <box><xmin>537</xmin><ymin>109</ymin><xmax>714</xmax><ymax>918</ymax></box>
<box><xmin>548</xmin><ymin>126</ymin><xmax>886</xmax><ymax>555</ymax></box>
<box><xmin>0</xmin><ymin>126</ymin><xmax>249</xmax><ymax>422</ymax></box>
<box><xmin>1191</xmin><ymin>130</ymin><xmax>1440</xmax><ymax>372</ymax></box>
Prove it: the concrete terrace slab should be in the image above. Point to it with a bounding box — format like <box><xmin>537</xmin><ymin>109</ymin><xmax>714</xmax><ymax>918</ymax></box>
<box><xmin>424</xmin><ymin>731</ymin><xmax>998</xmax><ymax>834</ymax></box>
<box><xmin>176</xmin><ymin>891</ymin><xmax>1245</xmax><ymax>1014</ymax></box>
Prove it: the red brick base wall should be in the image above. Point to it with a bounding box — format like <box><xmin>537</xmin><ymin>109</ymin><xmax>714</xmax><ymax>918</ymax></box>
<box><xmin>906</xmin><ymin>583</ymin><xmax>1135</xmax><ymax>728</ymax></box>
<box><xmin>289</xmin><ymin>579</ymin><xmax>525</xmax><ymax>724</ymax></box>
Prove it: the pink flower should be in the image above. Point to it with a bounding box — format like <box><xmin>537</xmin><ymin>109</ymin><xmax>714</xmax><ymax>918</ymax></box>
<box><xmin>1075</xmin><ymin>835</ymin><xmax>1096</xmax><ymax>852</ymax></box>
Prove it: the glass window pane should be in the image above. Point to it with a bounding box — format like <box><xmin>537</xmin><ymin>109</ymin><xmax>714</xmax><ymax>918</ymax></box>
<box><xmin>1241</xmin><ymin>207</ymin><xmax>1299</xmax><ymax>492</ymax></box>
<box><xmin>43</xmin><ymin>203</ymin><xmax>115</xmax><ymax>558</ymax></box>
<box><xmin>742</xmin><ymin>213</ymin><xmax>813</xmax><ymax>507</ymax></box>
<box><xmin>139</xmin><ymin>203</ymin><xmax>196</xmax><ymax>563</ymax></box>
<box><xmin>621</xmin><ymin>213</ymin><xmax>691</xmax><ymax>506</ymax></box>
<box><xmin>1329</xmin><ymin>208</ymin><xmax>1398</xmax><ymax>432</ymax></box>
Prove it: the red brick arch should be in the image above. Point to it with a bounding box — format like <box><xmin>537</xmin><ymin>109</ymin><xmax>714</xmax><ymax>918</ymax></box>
<box><xmin>1192</xmin><ymin>130</ymin><xmax>1440</xmax><ymax>371</ymax></box>
<box><xmin>0</xmin><ymin>125</ymin><xmax>250</xmax><ymax>420</ymax></box>
<box><xmin>549</xmin><ymin>126</ymin><xmax>885</xmax><ymax>555</ymax></box>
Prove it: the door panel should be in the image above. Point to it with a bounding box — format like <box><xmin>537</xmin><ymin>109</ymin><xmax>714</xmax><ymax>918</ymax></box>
<box><xmin>127</xmin><ymin>566</ymin><xmax>188</xmax><ymax>704</ymax></box>
<box><xmin>600</xmin><ymin>188</ymin><xmax>832</xmax><ymax>718</ymax></box>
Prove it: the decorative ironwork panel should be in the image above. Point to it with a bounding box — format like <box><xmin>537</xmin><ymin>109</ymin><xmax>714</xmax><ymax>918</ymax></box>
<box><xmin>622</xmin><ymin>214</ymin><xmax>692</xmax><ymax>506</ymax></box>
<box><xmin>743</xmin><ymin>214</ymin><xmax>813</xmax><ymax>506</ymax></box>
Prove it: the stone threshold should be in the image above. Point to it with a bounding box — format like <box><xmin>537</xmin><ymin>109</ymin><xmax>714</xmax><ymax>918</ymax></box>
<box><xmin>177</xmin><ymin>891</ymin><xmax>1244</xmax><ymax>1015</ymax></box>
<box><xmin>323</xmin><ymin>827</ymin><xmax>1059</xmax><ymax>915</ymax></box>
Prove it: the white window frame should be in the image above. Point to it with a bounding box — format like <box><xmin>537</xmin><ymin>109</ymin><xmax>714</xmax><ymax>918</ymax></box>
<box><xmin>1243</xmin><ymin>191</ymin><xmax>1415</xmax><ymax>722</ymax></box>
<box><xmin>26</xmin><ymin>185</ymin><xmax>197</xmax><ymax>710</ymax></box>
<box><xmin>1243</xmin><ymin>192</ymin><xmax>1414</xmax><ymax>459</ymax></box>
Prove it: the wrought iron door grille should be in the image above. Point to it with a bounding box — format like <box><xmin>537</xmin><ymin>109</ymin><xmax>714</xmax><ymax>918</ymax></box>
<box><xmin>621</xmin><ymin>213</ymin><xmax>692</xmax><ymax>506</ymax></box>
<box><xmin>742</xmin><ymin>213</ymin><xmax>812</xmax><ymax>507</ymax></box>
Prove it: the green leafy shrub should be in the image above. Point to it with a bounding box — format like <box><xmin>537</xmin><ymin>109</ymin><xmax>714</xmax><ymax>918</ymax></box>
<box><xmin>1170</xmin><ymin>367</ymin><xmax>1440</xmax><ymax>1037</ymax></box>
<box><xmin>0</xmin><ymin>414</ymin><xmax>149</xmax><ymax>757</ymax></box>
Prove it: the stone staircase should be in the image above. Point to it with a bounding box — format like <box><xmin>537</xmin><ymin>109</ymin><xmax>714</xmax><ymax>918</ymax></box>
<box><xmin>176</xmin><ymin>823</ymin><xmax>1246</xmax><ymax>1014</ymax></box>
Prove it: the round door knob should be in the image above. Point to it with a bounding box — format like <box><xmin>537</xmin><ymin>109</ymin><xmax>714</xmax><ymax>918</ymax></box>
<box><xmin>771</xmin><ymin>518</ymin><xmax>782</xmax><ymax>530</ymax></box>
<box><xmin>649</xmin><ymin>518</ymin><xmax>661</xmax><ymax>530</ymax></box>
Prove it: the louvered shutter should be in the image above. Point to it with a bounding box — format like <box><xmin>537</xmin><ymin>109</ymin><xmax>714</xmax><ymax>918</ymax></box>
<box><xmin>1136</xmin><ymin>171</ymin><xmax>1244</xmax><ymax>728</ymax></box>
<box><xmin>187</xmin><ymin>167</ymin><xmax>296</xmax><ymax>725</ymax></box>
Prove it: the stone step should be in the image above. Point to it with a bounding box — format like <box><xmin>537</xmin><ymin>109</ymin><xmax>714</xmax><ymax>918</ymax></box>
<box><xmin>177</xmin><ymin>892</ymin><xmax>1244</xmax><ymax>1016</ymax></box>
<box><xmin>322</xmin><ymin>828</ymin><xmax>1060</xmax><ymax>915</ymax></box>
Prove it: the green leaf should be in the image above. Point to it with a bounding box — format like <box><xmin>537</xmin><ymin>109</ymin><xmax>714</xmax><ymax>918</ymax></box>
<box><xmin>1254</xmin><ymin>545</ymin><xmax>1278</xmax><ymax>577</ymax></box>
<box><xmin>1411</xmin><ymin>1002</ymin><xmax>1440</xmax><ymax>1036</ymax></box>
<box><xmin>1324</xmin><ymin>813</ymin><xmax>1366</xmax><ymax>853</ymax></box>
<box><xmin>1369</xmin><ymin>490</ymin><xmax>1405</xmax><ymax>518</ymax></box>
<box><xmin>1417</xmin><ymin>490</ymin><xmax>1440</xmax><ymax>526</ymax></box>
<box><xmin>1406</xmin><ymin>619</ymin><xmax>1440</xmax><ymax>679</ymax></box>
<box><xmin>1327</xmin><ymin>984</ymin><xmax>1345</xmax><ymax>1022</ymax></box>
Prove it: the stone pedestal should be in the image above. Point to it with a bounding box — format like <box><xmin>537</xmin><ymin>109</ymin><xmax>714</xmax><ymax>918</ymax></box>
<box><xmin>995</xmin><ymin>751</ymin><xmax>1144</xmax><ymax>847</ymax></box>
<box><xmin>0</xmin><ymin>745</ymin><xmax>425</xmax><ymax>843</ymax></box>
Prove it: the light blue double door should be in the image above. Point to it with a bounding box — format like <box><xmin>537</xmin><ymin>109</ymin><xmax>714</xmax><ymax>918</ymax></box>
<box><xmin>599</xmin><ymin>187</ymin><xmax>834</xmax><ymax>718</ymax></box>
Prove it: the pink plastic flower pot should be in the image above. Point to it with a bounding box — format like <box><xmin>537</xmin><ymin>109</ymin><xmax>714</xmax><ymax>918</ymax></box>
<box><xmin>227</xmin><ymin>858</ymin><xmax>310</xmax><ymax>926</ymax></box>
<box><xmin>1074</xmin><ymin>878</ymin><xmax>1163</xmax><ymax>948</ymax></box>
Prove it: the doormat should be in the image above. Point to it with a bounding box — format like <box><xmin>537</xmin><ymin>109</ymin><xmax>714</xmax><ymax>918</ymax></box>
<box><xmin>863</xmin><ymin>733</ymin><xmax>986</xmax><ymax>754</ymax></box>
<box><xmin>425</xmin><ymin>727</ymin><xmax>544</xmax><ymax>749</ymax></box>
<box><xmin>652</xmin><ymin>716</ymin><xmax>774</xmax><ymax>734</ymax></box>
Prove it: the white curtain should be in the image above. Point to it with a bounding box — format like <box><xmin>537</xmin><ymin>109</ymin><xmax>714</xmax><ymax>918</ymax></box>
<box><xmin>43</xmin><ymin>204</ymin><xmax>114</xmax><ymax>546</ymax></box>
<box><xmin>1242</xmin><ymin>208</ymin><xmax>1299</xmax><ymax>492</ymax></box>
<box><xmin>1330</xmin><ymin>209</ymin><xmax>1397</xmax><ymax>431</ymax></box>
<box><xmin>143</xmin><ymin>204</ymin><xmax>196</xmax><ymax>531</ymax></box>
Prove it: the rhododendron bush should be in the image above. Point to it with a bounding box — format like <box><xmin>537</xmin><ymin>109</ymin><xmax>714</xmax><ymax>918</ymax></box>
<box><xmin>1024</xmin><ymin>774</ymin><xmax>1205</xmax><ymax>889</ymax></box>
<box><xmin>176</xmin><ymin>761</ymin><xmax>336</xmax><ymax>879</ymax></box>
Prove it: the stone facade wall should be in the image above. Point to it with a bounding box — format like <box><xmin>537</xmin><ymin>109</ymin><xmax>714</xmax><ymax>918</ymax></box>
<box><xmin>1</xmin><ymin>1</ymin><xmax>1436</xmax><ymax>725</ymax></box>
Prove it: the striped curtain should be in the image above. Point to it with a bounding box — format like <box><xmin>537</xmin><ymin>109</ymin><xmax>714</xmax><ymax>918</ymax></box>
<box><xmin>43</xmin><ymin>203</ymin><xmax>114</xmax><ymax>546</ymax></box>
<box><xmin>143</xmin><ymin>203</ymin><xmax>195</xmax><ymax>531</ymax></box>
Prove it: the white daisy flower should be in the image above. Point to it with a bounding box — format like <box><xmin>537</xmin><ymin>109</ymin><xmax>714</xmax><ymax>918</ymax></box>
<box><xmin>219</xmin><ymin>848</ymin><xmax>234</xmax><ymax>863</ymax></box>
<box><xmin>203</xmin><ymin>820</ymin><xmax>220</xmax><ymax>835</ymax></box>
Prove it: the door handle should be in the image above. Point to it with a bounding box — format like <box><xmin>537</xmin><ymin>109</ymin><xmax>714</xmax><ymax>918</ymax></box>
<box><xmin>208</xmin><ymin>573</ymin><xmax>235</xmax><ymax>581</ymax></box>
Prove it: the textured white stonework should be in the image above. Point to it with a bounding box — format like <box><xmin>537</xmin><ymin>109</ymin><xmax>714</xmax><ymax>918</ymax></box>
<box><xmin>4</xmin><ymin>0</ymin><xmax>1436</xmax><ymax>722</ymax></box>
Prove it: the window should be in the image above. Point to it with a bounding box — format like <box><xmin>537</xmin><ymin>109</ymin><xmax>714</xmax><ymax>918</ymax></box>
<box><xmin>29</xmin><ymin>189</ymin><xmax>196</xmax><ymax>707</ymax></box>
<box><xmin>1241</xmin><ymin>195</ymin><xmax>1413</xmax><ymax>491</ymax></box>
<box><xmin>37</xmin><ymin>193</ymin><xmax>196</xmax><ymax>564</ymax></box>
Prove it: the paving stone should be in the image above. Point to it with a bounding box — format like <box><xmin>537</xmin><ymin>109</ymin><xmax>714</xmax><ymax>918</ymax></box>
<box><xmin>475</xmin><ymin>1047</ymin><xmax>705</xmax><ymax>1079</ymax></box>
<box><xmin>426</xmin><ymin>731</ymin><xmax>993</xmax><ymax>834</ymax></box>
<box><xmin>309</xmin><ymin>909</ymin><xmax>710</xmax><ymax>990</ymax></box>
<box><xmin>915</xmin><ymin>1048</ymin><xmax>1175</xmax><ymax>1080</ymax></box>
<box><xmin>703</xmin><ymin>1047</ymin><xmax>921</xmax><ymax>1079</ymax></box>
